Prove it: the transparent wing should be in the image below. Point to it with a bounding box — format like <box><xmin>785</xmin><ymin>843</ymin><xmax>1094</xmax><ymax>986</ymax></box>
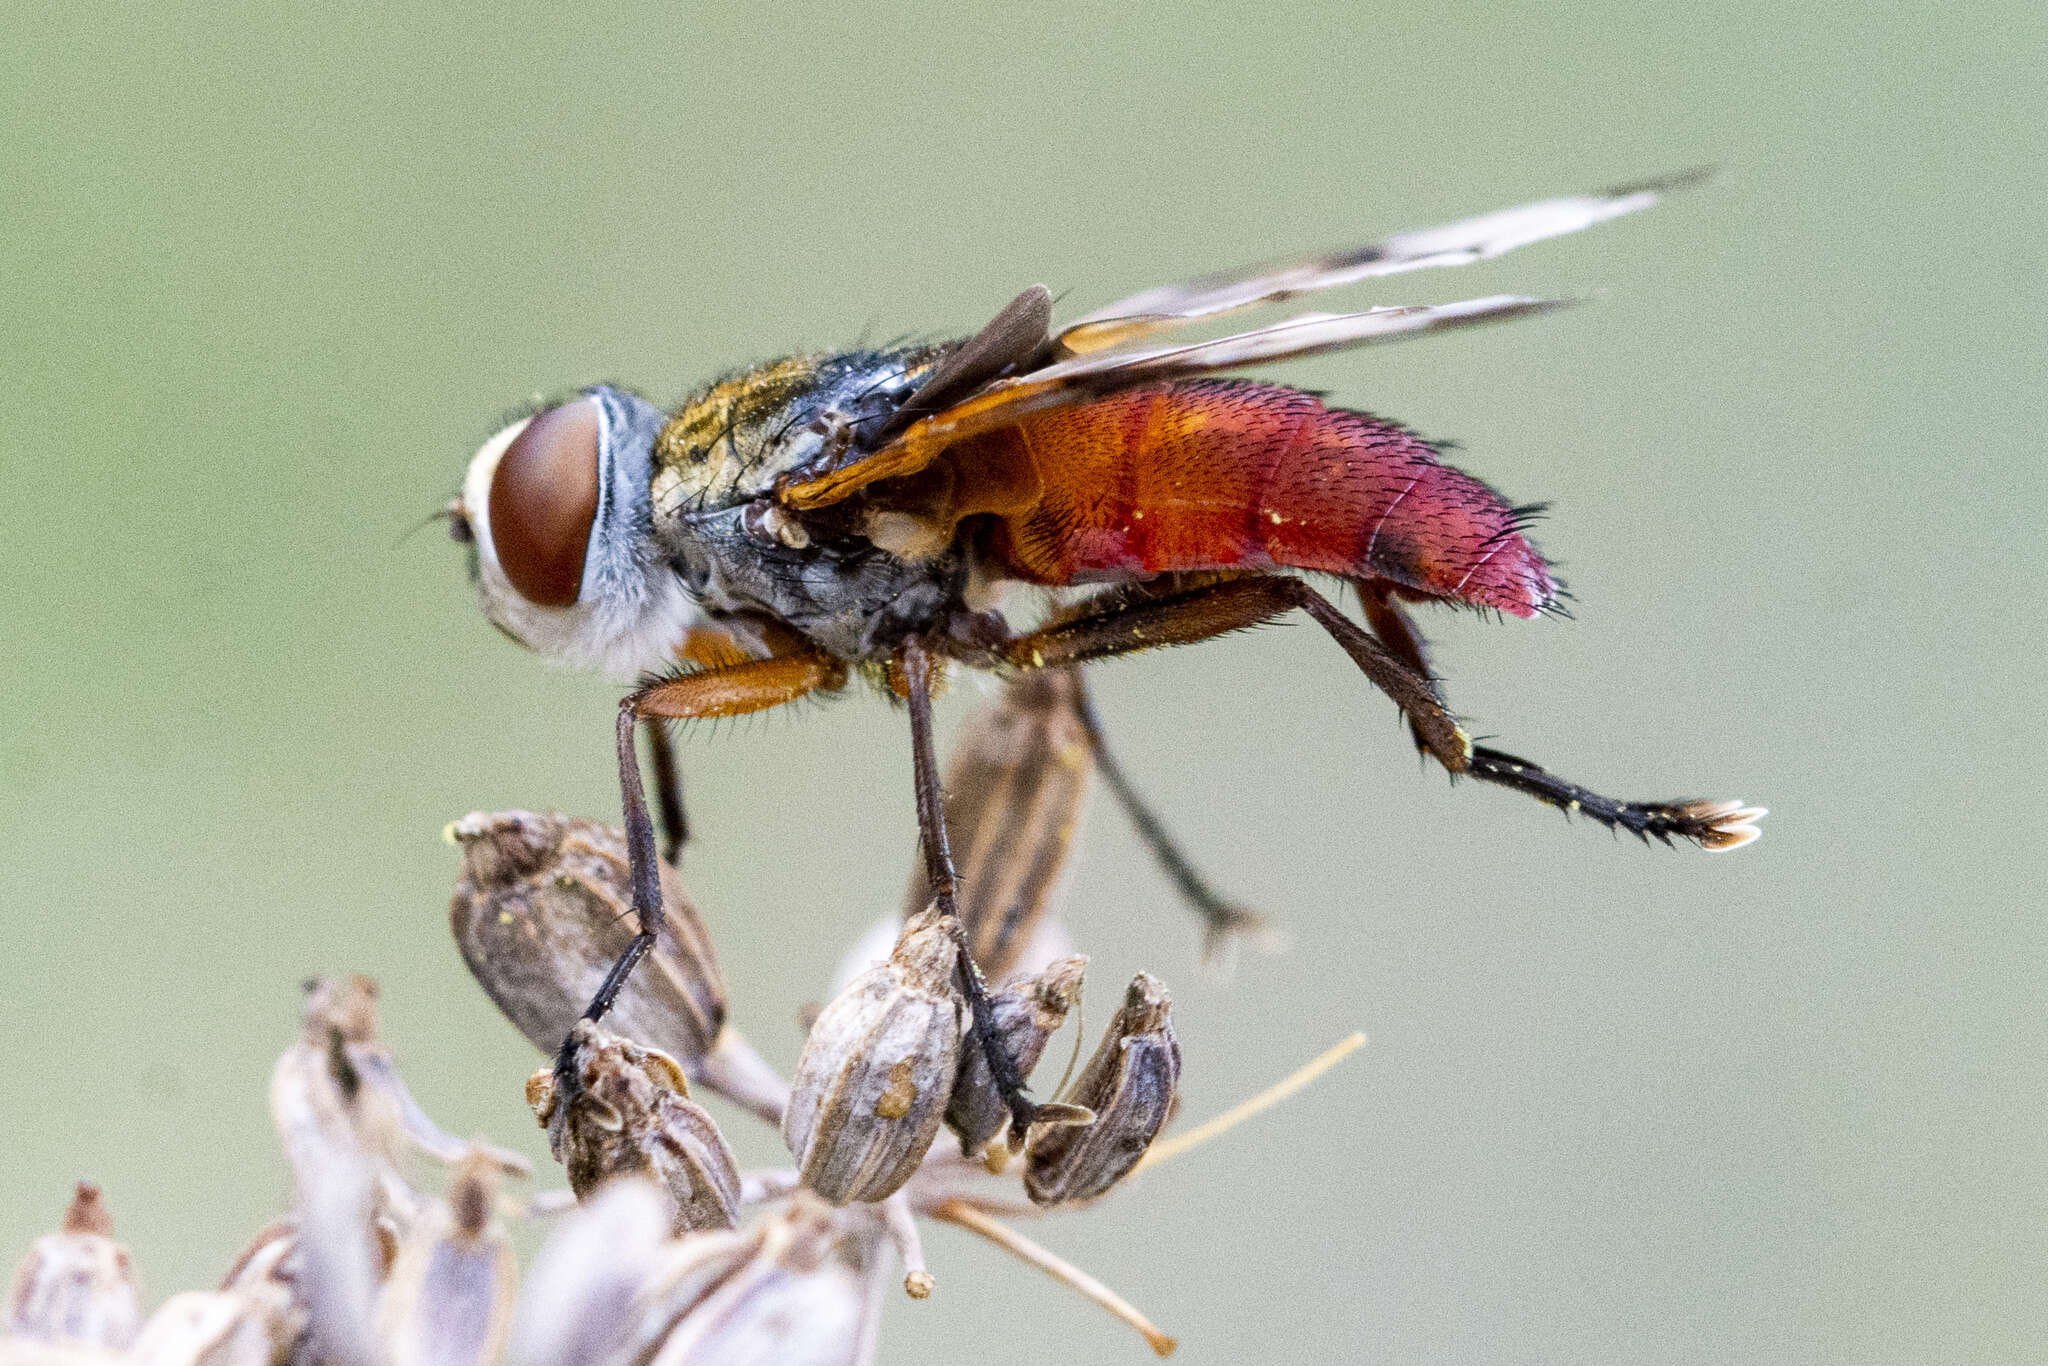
<box><xmin>778</xmin><ymin>295</ymin><xmax>1563</xmax><ymax>510</ymax></box>
<box><xmin>1053</xmin><ymin>170</ymin><xmax>1704</xmax><ymax>354</ymax></box>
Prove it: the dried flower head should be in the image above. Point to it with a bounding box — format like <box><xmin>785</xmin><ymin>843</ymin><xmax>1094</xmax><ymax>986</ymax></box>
<box><xmin>376</xmin><ymin>1150</ymin><xmax>519</xmax><ymax>1366</ymax></box>
<box><xmin>124</xmin><ymin>1289</ymin><xmax>297</xmax><ymax>1366</ymax></box>
<box><xmin>631</xmin><ymin>1194</ymin><xmax>878</xmax><ymax>1366</ymax></box>
<box><xmin>4</xmin><ymin>1185</ymin><xmax>141</xmax><ymax>1351</ymax></box>
<box><xmin>946</xmin><ymin>955</ymin><xmax>1087</xmax><ymax>1157</ymax></box>
<box><xmin>783</xmin><ymin>907</ymin><xmax>968</xmax><ymax>1204</ymax></box>
<box><xmin>511</xmin><ymin>1178</ymin><xmax>671</xmax><ymax>1366</ymax></box>
<box><xmin>1026</xmin><ymin>973</ymin><xmax>1182</xmax><ymax>1206</ymax></box>
<box><xmin>269</xmin><ymin>975</ymin><xmax>407</xmax><ymax>1182</ymax></box>
<box><xmin>528</xmin><ymin>1022</ymin><xmax>743</xmax><ymax>1234</ymax></box>
<box><xmin>450</xmin><ymin>810</ymin><xmax>727</xmax><ymax>1065</ymax></box>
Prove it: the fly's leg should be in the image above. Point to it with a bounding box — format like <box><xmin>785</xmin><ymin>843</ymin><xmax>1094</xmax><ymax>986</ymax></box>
<box><xmin>1347</xmin><ymin>580</ymin><xmax>1765</xmax><ymax>848</ymax></box>
<box><xmin>1461</xmin><ymin>749</ymin><xmax>1765</xmax><ymax>849</ymax></box>
<box><xmin>1067</xmin><ymin>668</ymin><xmax>1276</xmax><ymax>968</ymax></box>
<box><xmin>643</xmin><ymin>718</ymin><xmax>688</xmax><ymax>864</ymax></box>
<box><xmin>899</xmin><ymin>638</ymin><xmax>1043</xmax><ymax>1140</ymax></box>
<box><xmin>558</xmin><ymin>650</ymin><xmax>848</xmax><ymax>1091</ymax></box>
<box><xmin>1354</xmin><ymin>579</ymin><xmax>1438</xmax><ymax>758</ymax></box>
<box><xmin>998</xmin><ymin>575</ymin><xmax>1761</xmax><ymax>850</ymax></box>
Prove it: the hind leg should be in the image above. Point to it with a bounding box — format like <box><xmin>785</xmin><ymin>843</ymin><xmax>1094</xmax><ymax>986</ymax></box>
<box><xmin>989</xmin><ymin>575</ymin><xmax>1762</xmax><ymax>849</ymax></box>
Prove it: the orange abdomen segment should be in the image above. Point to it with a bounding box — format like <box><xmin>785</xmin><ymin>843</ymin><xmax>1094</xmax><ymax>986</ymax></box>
<box><xmin>974</xmin><ymin>379</ymin><xmax>1556</xmax><ymax>615</ymax></box>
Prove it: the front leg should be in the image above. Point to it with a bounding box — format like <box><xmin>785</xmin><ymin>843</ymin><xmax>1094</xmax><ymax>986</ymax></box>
<box><xmin>643</xmin><ymin>718</ymin><xmax>687</xmax><ymax>865</ymax></box>
<box><xmin>558</xmin><ymin>650</ymin><xmax>847</xmax><ymax>1088</ymax></box>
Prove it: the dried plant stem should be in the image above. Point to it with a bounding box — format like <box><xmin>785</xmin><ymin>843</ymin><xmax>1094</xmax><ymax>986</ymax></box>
<box><xmin>698</xmin><ymin>1029</ymin><xmax>793</xmax><ymax>1125</ymax></box>
<box><xmin>881</xmin><ymin>1191</ymin><xmax>933</xmax><ymax>1298</ymax></box>
<box><xmin>1135</xmin><ymin>1031</ymin><xmax>1367</xmax><ymax>1172</ymax></box>
<box><xmin>930</xmin><ymin>1199</ymin><xmax>1176</xmax><ymax>1357</ymax></box>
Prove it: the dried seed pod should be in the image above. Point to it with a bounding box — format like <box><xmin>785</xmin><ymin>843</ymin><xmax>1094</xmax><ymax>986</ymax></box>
<box><xmin>449</xmin><ymin>810</ymin><xmax>725</xmax><ymax>1067</ymax></box>
<box><xmin>213</xmin><ymin>1223</ymin><xmax>312</xmax><ymax>1366</ymax></box>
<box><xmin>512</xmin><ymin>1179</ymin><xmax>670</xmax><ymax>1366</ymax></box>
<box><xmin>783</xmin><ymin>908</ymin><xmax>967</xmax><ymax>1204</ymax></box>
<box><xmin>639</xmin><ymin>1195</ymin><xmax>877</xmax><ymax>1366</ymax></box>
<box><xmin>268</xmin><ymin>977</ymin><xmax>407</xmax><ymax>1204</ymax></box>
<box><xmin>5</xmin><ymin>1185</ymin><xmax>141</xmax><ymax>1350</ymax></box>
<box><xmin>0</xmin><ymin>1341</ymin><xmax>126</xmax><ymax>1365</ymax></box>
<box><xmin>946</xmin><ymin>956</ymin><xmax>1087</xmax><ymax>1156</ymax></box>
<box><xmin>905</xmin><ymin>671</ymin><xmax>1091</xmax><ymax>985</ymax></box>
<box><xmin>529</xmin><ymin>1022</ymin><xmax>742</xmax><ymax>1233</ymax></box>
<box><xmin>125</xmin><ymin>1288</ymin><xmax>296</xmax><ymax>1366</ymax></box>
<box><xmin>1026</xmin><ymin>973</ymin><xmax>1182</xmax><ymax>1206</ymax></box>
<box><xmin>288</xmin><ymin>1149</ymin><xmax>383</xmax><ymax>1366</ymax></box>
<box><xmin>376</xmin><ymin>1151</ymin><xmax>518</xmax><ymax>1366</ymax></box>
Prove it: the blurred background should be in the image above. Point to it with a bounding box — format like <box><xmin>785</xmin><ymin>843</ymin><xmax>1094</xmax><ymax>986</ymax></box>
<box><xmin>3</xmin><ymin>1</ymin><xmax>2042</xmax><ymax>1361</ymax></box>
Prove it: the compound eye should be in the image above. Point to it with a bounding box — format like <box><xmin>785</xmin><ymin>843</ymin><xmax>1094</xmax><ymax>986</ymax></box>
<box><xmin>488</xmin><ymin>399</ymin><xmax>601</xmax><ymax>607</ymax></box>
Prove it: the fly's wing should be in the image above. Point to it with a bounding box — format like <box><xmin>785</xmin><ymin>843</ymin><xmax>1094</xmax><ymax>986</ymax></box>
<box><xmin>1052</xmin><ymin>170</ymin><xmax>1705</xmax><ymax>354</ymax></box>
<box><xmin>870</xmin><ymin>285</ymin><xmax>1053</xmax><ymax>444</ymax></box>
<box><xmin>777</xmin><ymin>172</ymin><xmax>1698</xmax><ymax>511</ymax></box>
<box><xmin>777</xmin><ymin>295</ymin><xmax>1561</xmax><ymax>510</ymax></box>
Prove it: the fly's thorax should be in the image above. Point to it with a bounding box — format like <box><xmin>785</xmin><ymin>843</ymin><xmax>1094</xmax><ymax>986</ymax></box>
<box><xmin>644</xmin><ymin>349</ymin><xmax>964</xmax><ymax>660</ymax></box>
<box><xmin>462</xmin><ymin>385</ymin><xmax>704</xmax><ymax>680</ymax></box>
<box><xmin>649</xmin><ymin>349</ymin><xmax>934</xmax><ymax>521</ymax></box>
<box><xmin>664</xmin><ymin>503</ymin><xmax>968</xmax><ymax>660</ymax></box>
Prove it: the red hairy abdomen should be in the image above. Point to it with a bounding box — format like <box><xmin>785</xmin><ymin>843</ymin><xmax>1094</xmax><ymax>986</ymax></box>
<box><xmin>970</xmin><ymin>379</ymin><xmax>1555</xmax><ymax>615</ymax></box>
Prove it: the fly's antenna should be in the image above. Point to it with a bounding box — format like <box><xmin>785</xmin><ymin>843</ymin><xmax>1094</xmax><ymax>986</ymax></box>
<box><xmin>397</xmin><ymin>497</ymin><xmax>471</xmax><ymax>550</ymax></box>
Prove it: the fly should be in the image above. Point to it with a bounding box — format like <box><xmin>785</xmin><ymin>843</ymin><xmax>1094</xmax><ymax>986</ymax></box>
<box><xmin>449</xmin><ymin>172</ymin><xmax>1764</xmax><ymax>1133</ymax></box>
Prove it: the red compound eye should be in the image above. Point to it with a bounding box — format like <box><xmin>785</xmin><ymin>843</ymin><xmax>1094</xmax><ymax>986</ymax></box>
<box><xmin>488</xmin><ymin>400</ymin><xmax>601</xmax><ymax>607</ymax></box>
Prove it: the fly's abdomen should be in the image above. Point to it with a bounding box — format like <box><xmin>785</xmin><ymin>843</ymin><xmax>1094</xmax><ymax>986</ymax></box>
<box><xmin>985</xmin><ymin>379</ymin><xmax>1557</xmax><ymax>615</ymax></box>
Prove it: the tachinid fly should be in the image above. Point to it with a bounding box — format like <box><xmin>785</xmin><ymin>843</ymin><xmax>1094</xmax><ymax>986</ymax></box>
<box><xmin>450</xmin><ymin>172</ymin><xmax>1764</xmax><ymax>1131</ymax></box>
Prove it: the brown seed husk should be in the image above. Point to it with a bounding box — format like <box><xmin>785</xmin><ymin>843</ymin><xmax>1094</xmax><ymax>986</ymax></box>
<box><xmin>530</xmin><ymin>1023</ymin><xmax>742</xmax><ymax>1233</ymax></box>
<box><xmin>1025</xmin><ymin>973</ymin><xmax>1181</xmax><ymax>1206</ymax></box>
<box><xmin>4</xmin><ymin>1186</ymin><xmax>141</xmax><ymax>1351</ymax></box>
<box><xmin>376</xmin><ymin>1151</ymin><xmax>519</xmax><ymax>1366</ymax></box>
<box><xmin>638</xmin><ymin>1194</ymin><xmax>875</xmax><ymax>1366</ymax></box>
<box><xmin>946</xmin><ymin>956</ymin><xmax>1087</xmax><ymax>1156</ymax></box>
<box><xmin>449</xmin><ymin>810</ymin><xmax>725</xmax><ymax>1069</ymax></box>
<box><xmin>782</xmin><ymin>908</ymin><xmax>966</xmax><ymax>1204</ymax></box>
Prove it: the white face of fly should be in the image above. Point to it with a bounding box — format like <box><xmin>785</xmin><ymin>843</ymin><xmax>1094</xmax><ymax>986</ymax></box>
<box><xmin>459</xmin><ymin>387</ymin><xmax>703</xmax><ymax>681</ymax></box>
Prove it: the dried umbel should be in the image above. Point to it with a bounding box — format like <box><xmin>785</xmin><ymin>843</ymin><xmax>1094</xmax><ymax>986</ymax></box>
<box><xmin>528</xmin><ymin>1022</ymin><xmax>742</xmax><ymax>1234</ymax></box>
<box><xmin>635</xmin><ymin>1195</ymin><xmax>877</xmax><ymax>1366</ymax></box>
<box><xmin>946</xmin><ymin>955</ymin><xmax>1087</xmax><ymax>1157</ymax></box>
<box><xmin>269</xmin><ymin>976</ymin><xmax>528</xmax><ymax>1215</ymax></box>
<box><xmin>5</xmin><ymin>1185</ymin><xmax>141</xmax><ymax>1351</ymax></box>
<box><xmin>783</xmin><ymin>908</ymin><xmax>968</xmax><ymax>1204</ymax></box>
<box><xmin>1026</xmin><ymin>973</ymin><xmax>1182</xmax><ymax>1206</ymax></box>
<box><xmin>449</xmin><ymin>810</ymin><xmax>726</xmax><ymax>1066</ymax></box>
<box><xmin>268</xmin><ymin>975</ymin><xmax>408</xmax><ymax>1186</ymax></box>
<box><xmin>376</xmin><ymin>1151</ymin><xmax>518</xmax><ymax>1366</ymax></box>
<box><xmin>449</xmin><ymin>811</ymin><xmax>791</xmax><ymax>1124</ymax></box>
<box><xmin>125</xmin><ymin>1289</ymin><xmax>298</xmax><ymax>1366</ymax></box>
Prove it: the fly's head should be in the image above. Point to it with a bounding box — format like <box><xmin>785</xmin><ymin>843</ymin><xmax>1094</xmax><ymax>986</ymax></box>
<box><xmin>455</xmin><ymin>386</ymin><xmax>703</xmax><ymax>680</ymax></box>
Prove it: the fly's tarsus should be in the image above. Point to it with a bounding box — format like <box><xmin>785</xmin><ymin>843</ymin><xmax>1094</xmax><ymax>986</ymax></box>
<box><xmin>1466</xmin><ymin>746</ymin><xmax>1766</xmax><ymax>850</ymax></box>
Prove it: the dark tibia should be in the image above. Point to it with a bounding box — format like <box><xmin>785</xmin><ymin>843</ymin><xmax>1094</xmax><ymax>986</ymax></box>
<box><xmin>992</xmin><ymin>573</ymin><xmax>1757</xmax><ymax>850</ymax></box>
<box><xmin>555</xmin><ymin>703</ymin><xmax>667</xmax><ymax>1089</ymax></box>
<box><xmin>902</xmin><ymin>639</ymin><xmax>1039</xmax><ymax>1135</ymax></box>
<box><xmin>1068</xmin><ymin>671</ymin><xmax>1270</xmax><ymax>962</ymax></box>
<box><xmin>643</xmin><ymin>718</ymin><xmax>689</xmax><ymax>864</ymax></box>
<box><xmin>1354</xmin><ymin>581</ymin><xmax>1438</xmax><ymax>757</ymax></box>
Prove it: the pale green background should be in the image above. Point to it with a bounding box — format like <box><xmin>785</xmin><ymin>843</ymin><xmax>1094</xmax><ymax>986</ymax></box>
<box><xmin>3</xmin><ymin>2</ymin><xmax>2042</xmax><ymax>1362</ymax></box>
